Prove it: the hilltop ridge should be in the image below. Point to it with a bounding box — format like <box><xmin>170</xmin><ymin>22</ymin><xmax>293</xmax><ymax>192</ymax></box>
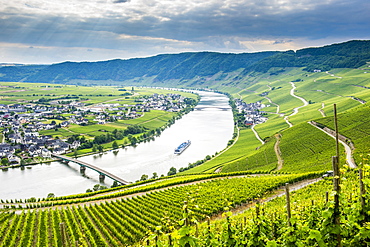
<box><xmin>0</xmin><ymin>40</ymin><xmax>369</xmax><ymax>86</ymax></box>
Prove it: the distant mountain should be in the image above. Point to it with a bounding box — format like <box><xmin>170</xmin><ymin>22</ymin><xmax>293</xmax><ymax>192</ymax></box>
<box><xmin>0</xmin><ymin>40</ymin><xmax>369</xmax><ymax>86</ymax></box>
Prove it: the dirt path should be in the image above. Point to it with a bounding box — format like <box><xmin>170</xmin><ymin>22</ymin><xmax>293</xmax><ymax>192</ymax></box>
<box><xmin>318</xmin><ymin>103</ymin><xmax>326</xmax><ymax>117</ymax></box>
<box><xmin>326</xmin><ymin>71</ymin><xmax>342</xmax><ymax>79</ymax></box>
<box><xmin>263</xmin><ymin>96</ymin><xmax>280</xmax><ymax>114</ymax></box>
<box><xmin>251</xmin><ymin>124</ymin><xmax>265</xmax><ymax>145</ymax></box>
<box><xmin>211</xmin><ymin>177</ymin><xmax>322</xmax><ymax>220</ymax></box>
<box><xmin>274</xmin><ymin>134</ymin><xmax>283</xmax><ymax>170</ymax></box>
<box><xmin>284</xmin><ymin>82</ymin><xmax>309</xmax><ymax>127</ymax></box>
<box><xmin>309</xmin><ymin>122</ymin><xmax>357</xmax><ymax>168</ymax></box>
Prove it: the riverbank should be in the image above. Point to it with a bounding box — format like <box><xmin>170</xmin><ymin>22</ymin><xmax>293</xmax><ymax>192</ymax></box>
<box><xmin>0</xmin><ymin>91</ymin><xmax>234</xmax><ymax>200</ymax></box>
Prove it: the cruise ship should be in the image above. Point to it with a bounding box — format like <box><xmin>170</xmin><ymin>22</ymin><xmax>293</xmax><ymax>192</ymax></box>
<box><xmin>174</xmin><ymin>140</ymin><xmax>191</xmax><ymax>154</ymax></box>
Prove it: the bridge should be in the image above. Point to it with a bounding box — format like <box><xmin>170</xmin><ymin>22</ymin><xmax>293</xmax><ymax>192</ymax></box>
<box><xmin>52</xmin><ymin>154</ymin><xmax>130</xmax><ymax>185</ymax></box>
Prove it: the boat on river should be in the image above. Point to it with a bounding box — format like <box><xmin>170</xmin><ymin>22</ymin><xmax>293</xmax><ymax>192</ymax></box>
<box><xmin>174</xmin><ymin>140</ymin><xmax>191</xmax><ymax>154</ymax></box>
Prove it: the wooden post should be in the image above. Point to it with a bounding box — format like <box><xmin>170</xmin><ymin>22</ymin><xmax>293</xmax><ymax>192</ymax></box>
<box><xmin>332</xmin><ymin>156</ymin><xmax>341</xmax><ymax>247</ymax></box>
<box><xmin>333</xmin><ymin>104</ymin><xmax>340</xmax><ymax>159</ymax></box>
<box><xmin>333</xmin><ymin>104</ymin><xmax>341</xmax><ymax>246</ymax></box>
<box><xmin>285</xmin><ymin>183</ymin><xmax>291</xmax><ymax>226</ymax></box>
<box><xmin>359</xmin><ymin>169</ymin><xmax>366</xmax><ymax>207</ymax></box>
<box><xmin>359</xmin><ymin>169</ymin><xmax>366</xmax><ymax>209</ymax></box>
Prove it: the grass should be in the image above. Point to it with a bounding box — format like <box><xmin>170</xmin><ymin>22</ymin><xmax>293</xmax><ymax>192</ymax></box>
<box><xmin>221</xmin><ymin>136</ymin><xmax>277</xmax><ymax>172</ymax></box>
<box><xmin>254</xmin><ymin>114</ymin><xmax>288</xmax><ymax>140</ymax></box>
<box><xmin>316</xmin><ymin>102</ymin><xmax>370</xmax><ymax>164</ymax></box>
<box><xmin>123</xmin><ymin>110</ymin><xmax>176</xmax><ymax>129</ymax></box>
<box><xmin>181</xmin><ymin>128</ymin><xmax>262</xmax><ymax>174</ymax></box>
<box><xmin>279</xmin><ymin>122</ymin><xmax>345</xmax><ymax>173</ymax></box>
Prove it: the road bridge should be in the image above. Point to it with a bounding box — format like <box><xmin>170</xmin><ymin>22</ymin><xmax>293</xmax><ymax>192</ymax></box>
<box><xmin>52</xmin><ymin>154</ymin><xmax>130</xmax><ymax>185</ymax></box>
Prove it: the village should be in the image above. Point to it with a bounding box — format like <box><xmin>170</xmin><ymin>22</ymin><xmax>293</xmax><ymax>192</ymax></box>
<box><xmin>0</xmin><ymin>93</ymin><xmax>191</xmax><ymax>167</ymax></box>
<box><xmin>234</xmin><ymin>98</ymin><xmax>268</xmax><ymax>126</ymax></box>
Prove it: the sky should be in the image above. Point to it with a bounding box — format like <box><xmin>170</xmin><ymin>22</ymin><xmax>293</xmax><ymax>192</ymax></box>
<box><xmin>0</xmin><ymin>0</ymin><xmax>369</xmax><ymax>64</ymax></box>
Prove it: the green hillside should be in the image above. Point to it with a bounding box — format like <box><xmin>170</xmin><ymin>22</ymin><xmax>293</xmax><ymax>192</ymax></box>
<box><xmin>0</xmin><ymin>40</ymin><xmax>370</xmax><ymax>246</ymax></box>
<box><xmin>0</xmin><ymin>40</ymin><xmax>369</xmax><ymax>88</ymax></box>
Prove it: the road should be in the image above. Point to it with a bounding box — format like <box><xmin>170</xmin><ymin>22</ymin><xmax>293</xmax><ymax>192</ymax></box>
<box><xmin>308</xmin><ymin>122</ymin><xmax>357</xmax><ymax>168</ymax></box>
<box><xmin>284</xmin><ymin>82</ymin><xmax>309</xmax><ymax>127</ymax></box>
<box><xmin>251</xmin><ymin>124</ymin><xmax>265</xmax><ymax>145</ymax></box>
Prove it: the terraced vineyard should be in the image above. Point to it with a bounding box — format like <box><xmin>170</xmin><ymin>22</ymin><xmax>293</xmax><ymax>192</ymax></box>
<box><xmin>278</xmin><ymin>122</ymin><xmax>346</xmax><ymax>173</ymax></box>
<box><xmin>143</xmin><ymin>166</ymin><xmax>370</xmax><ymax>247</ymax></box>
<box><xmin>317</xmin><ymin>103</ymin><xmax>370</xmax><ymax>164</ymax></box>
<box><xmin>221</xmin><ymin>136</ymin><xmax>277</xmax><ymax>172</ymax></box>
<box><xmin>1</xmin><ymin>42</ymin><xmax>370</xmax><ymax>247</ymax></box>
<box><xmin>0</xmin><ymin>173</ymin><xmax>317</xmax><ymax>246</ymax></box>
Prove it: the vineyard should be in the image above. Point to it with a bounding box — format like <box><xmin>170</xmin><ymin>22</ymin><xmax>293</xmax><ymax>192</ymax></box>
<box><xmin>317</xmin><ymin>103</ymin><xmax>370</xmax><ymax>164</ymax></box>
<box><xmin>140</xmin><ymin>166</ymin><xmax>370</xmax><ymax>247</ymax></box>
<box><xmin>0</xmin><ymin>173</ymin><xmax>317</xmax><ymax>246</ymax></box>
<box><xmin>221</xmin><ymin>136</ymin><xmax>277</xmax><ymax>173</ymax></box>
<box><xmin>1</xmin><ymin>46</ymin><xmax>370</xmax><ymax>246</ymax></box>
<box><xmin>278</xmin><ymin>122</ymin><xmax>346</xmax><ymax>173</ymax></box>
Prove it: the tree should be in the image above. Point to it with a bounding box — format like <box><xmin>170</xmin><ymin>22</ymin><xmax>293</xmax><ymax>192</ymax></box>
<box><xmin>93</xmin><ymin>184</ymin><xmax>100</xmax><ymax>191</ymax></box>
<box><xmin>167</xmin><ymin>167</ymin><xmax>177</xmax><ymax>176</ymax></box>
<box><xmin>122</xmin><ymin>139</ymin><xmax>128</xmax><ymax>148</ymax></box>
<box><xmin>152</xmin><ymin>172</ymin><xmax>158</xmax><ymax>179</ymax></box>
<box><xmin>1</xmin><ymin>158</ymin><xmax>8</xmax><ymax>166</ymax></box>
<box><xmin>97</xmin><ymin>145</ymin><xmax>104</xmax><ymax>153</ymax></box>
<box><xmin>112</xmin><ymin>141</ymin><xmax>118</xmax><ymax>150</ymax></box>
<box><xmin>73</xmin><ymin>149</ymin><xmax>78</xmax><ymax>158</ymax></box>
<box><xmin>128</xmin><ymin>135</ymin><xmax>137</xmax><ymax>145</ymax></box>
<box><xmin>47</xmin><ymin>193</ymin><xmax>55</xmax><ymax>198</ymax></box>
<box><xmin>140</xmin><ymin>174</ymin><xmax>148</xmax><ymax>181</ymax></box>
<box><xmin>111</xmin><ymin>181</ymin><xmax>119</xmax><ymax>188</ymax></box>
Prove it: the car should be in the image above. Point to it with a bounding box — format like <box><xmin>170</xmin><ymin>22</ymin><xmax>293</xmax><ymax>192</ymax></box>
<box><xmin>322</xmin><ymin>170</ymin><xmax>334</xmax><ymax>178</ymax></box>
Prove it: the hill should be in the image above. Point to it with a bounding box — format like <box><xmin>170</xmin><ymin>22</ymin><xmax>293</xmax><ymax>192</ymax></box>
<box><xmin>0</xmin><ymin>40</ymin><xmax>369</xmax><ymax>87</ymax></box>
<box><xmin>0</xmin><ymin>40</ymin><xmax>370</xmax><ymax>246</ymax></box>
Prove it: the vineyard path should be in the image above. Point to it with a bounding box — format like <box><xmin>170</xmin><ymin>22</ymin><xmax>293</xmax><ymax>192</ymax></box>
<box><xmin>309</xmin><ymin>122</ymin><xmax>357</xmax><ymax>169</ymax></box>
<box><xmin>211</xmin><ymin>177</ymin><xmax>322</xmax><ymax>220</ymax></box>
<box><xmin>284</xmin><ymin>82</ymin><xmax>309</xmax><ymax>127</ymax></box>
<box><xmin>319</xmin><ymin>103</ymin><xmax>326</xmax><ymax>117</ymax></box>
<box><xmin>263</xmin><ymin>96</ymin><xmax>280</xmax><ymax>114</ymax></box>
<box><xmin>274</xmin><ymin>134</ymin><xmax>283</xmax><ymax>170</ymax></box>
<box><xmin>251</xmin><ymin>124</ymin><xmax>265</xmax><ymax>145</ymax></box>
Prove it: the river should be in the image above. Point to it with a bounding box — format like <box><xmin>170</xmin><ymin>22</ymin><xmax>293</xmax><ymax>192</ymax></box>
<box><xmin>0</xmin><ymin>91</ymin><xmax>234</xmax><ymax>200</ymax></box>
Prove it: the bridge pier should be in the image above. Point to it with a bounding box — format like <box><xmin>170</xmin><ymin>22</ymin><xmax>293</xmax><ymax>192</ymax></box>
<box><xmin>99</xmin><ymin>174</ymin><xmax>105</xmax><ymax>182</ymax></box>
<box><xmin>80</xmin><ymin>166</ymin><xmax>86</xmax><ymax>174</ymax></box>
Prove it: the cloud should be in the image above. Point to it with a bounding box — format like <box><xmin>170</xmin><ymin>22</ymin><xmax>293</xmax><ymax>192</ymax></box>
<box><xmin>113</xmin><ymin>0</ymin><xmax>130</xmax><ymax>3</ymax></box>
<box><xmin>0</xmin><ymin>0</ymin><xmax>369</xmax><ymax>63</ymax></box>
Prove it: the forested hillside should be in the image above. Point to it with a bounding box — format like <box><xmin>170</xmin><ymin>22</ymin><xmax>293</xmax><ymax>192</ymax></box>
<box><xmin>0</xmin><ymin>40</ymin><xmax>369</xmax><ymax>86</ymax></box>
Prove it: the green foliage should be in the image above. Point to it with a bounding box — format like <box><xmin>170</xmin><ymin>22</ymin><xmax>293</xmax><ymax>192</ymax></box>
<box><xmin>222</xmin><ymin>136</ymin><xmax>277</xmax><ymax>172</ymax></box>
<box><xmin>143</xmin><ymin>165</ymin><xmax>370</xmax><ymax>246</ymax></box>
<box><xmin>316</xmin><ymin>103</ymin><xmax>370</xmax><ymax>165</ymax></box>
<box><xmin>0</xmin><ymin>173</ymin><xmax>315</xmax><ymax>246</ymax></box>
<box><xmin>279</xmin><ymin>122</ymin><xmax>344</xmax><ymax>173</ymax></box>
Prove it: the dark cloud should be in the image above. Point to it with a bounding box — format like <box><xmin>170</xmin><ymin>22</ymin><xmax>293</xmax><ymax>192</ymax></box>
<box><xmin>273</xmin><ymin>40</ymin><xmax>293</xmax><ymax>45</ymax></box>
<box><xmin>0</xmin><ymin>0</ymin><xmax>369</xmax><ymax>63</ymax></box>
<box><xmin>113</xmin><ymin>0</ymin><xmax>130</xmax><ymax>3</ymax></box>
